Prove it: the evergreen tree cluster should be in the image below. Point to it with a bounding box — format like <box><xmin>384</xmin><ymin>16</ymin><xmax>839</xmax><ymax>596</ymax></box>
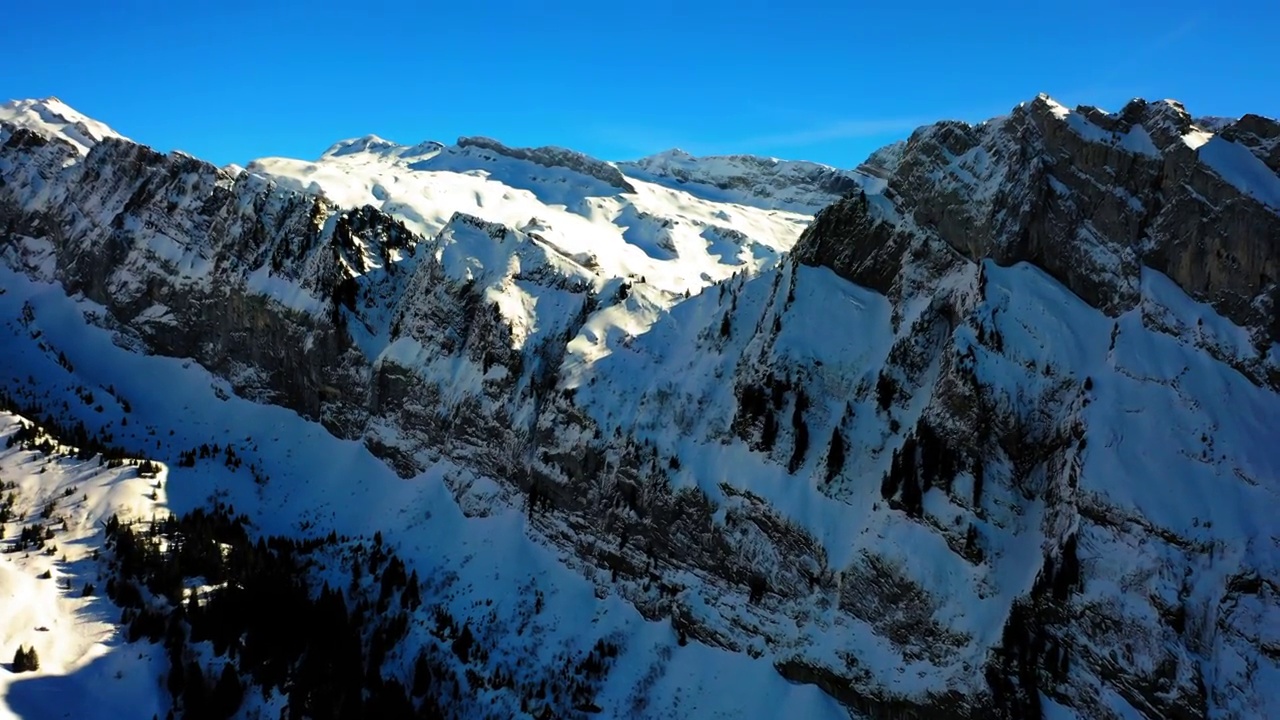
<box><xmin>984</xmin><ymin>536</ymin><xmax>1082</xmax><ymax>717</ymax></box>
<box><xmin>1033</xmin><ymin>534</ymin><xmax>1082</xmax><ymax>601</ymax></box>
<box><xmin>732</xmin><ymin>373</ymin><xmax>824</xmax><ymax>475</ymax></box>
<box><xmin>875</xmin><ymin>373</ymin><xmax>898</xmax><ymax>412</ymax></box>
<box><xmin>822</xmin><ymin>403</ymin><xmax>855</xmax><ymax>484</ymax></box>
<box><xmin>0</xmin><ymin>390</ymin><xmax>159</xmax><ymax>478</ymax></box>
<box><xmin>733</xmin><ymin>373</ymin><xmax>795</xmax><ymax>455</ymax></box>
<box><xmin>100</xmin><ymin>502</ymin><xmax>624</xmax><ymax>719</ymax></box>
<box><xmin>880</xmin><ymin>420</ymin><xmax>965</xmax><ymax>518</ymax></box>
<box><xmin>825</xmin><ymin>425</ymin><xmax>846</xmax><ymax>483</ymax></box>
<box><xmin>787</xmin><ymin>387</ymin><xmax>810</xmax><ymax>473</ymax></box>
<box><xmin>985</xmin><ymin>600</ymin><xmax>1045</xmax><ymax>719</ymax></box>
<box><xmin>11</xmin><ymin>644</ymin><xmax>39</xmax><ymax>673</ymax></box>
<box><xmin>9</xmin><ymin>522</ymin><xmax>53</xmax><ymax>553</ymax></box>
<box><xmin>176</xmin><ymin>443</ymin><xmax>242</xmax><ymax>470</ymax></box>
<box><xmin>104</xmin><ymin>507</ymin><xmax>443</xmax><ymax>720</ymax></box>
<box><xmin>0</xmin><ymin>484</ymin><xmax>17</xmax><ymax>526</ymax></box>
<box><xmin>0</xmin><ymin>388</ymin><xmax>137</xmax><ymax>465</ymax></box>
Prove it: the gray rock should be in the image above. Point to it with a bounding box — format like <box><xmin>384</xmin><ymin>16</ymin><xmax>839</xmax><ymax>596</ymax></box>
<box><xmin>456</xmin><ymin>136</ymin><xmax>636</xmax><ymax>193</ymax></box>
<box><xmin>797</xmin><ymin>95</ymin><xmax>1280</xmax><ymax>356</ymax></box>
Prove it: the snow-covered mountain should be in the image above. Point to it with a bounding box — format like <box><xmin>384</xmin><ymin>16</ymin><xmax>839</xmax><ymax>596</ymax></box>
<box><xmin>1</xmin><ymin>94</ymin><xmax>1279</xmax><ymax>719</ymax></box>
<box><xmin>244</xmin><ymin>131</ymin><xmax>819</xmax><ymax>300</ymax></box>
<box><xmin>618</xmin><ymin>148</ymin><xmax>865</xmax><ymax>213</ymax></box>
<box><xmin>0</xmin><ymin>97</ymin><xmax>125</xmax><ymax>156</ymax></box>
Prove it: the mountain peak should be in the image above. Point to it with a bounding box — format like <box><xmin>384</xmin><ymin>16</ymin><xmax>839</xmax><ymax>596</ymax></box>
<box><xmin>318</xmin><ymin>134</ymin><xmax>447</xmax><ymax>164</ymax></box>
<box><xmin>0</xmin><ymin>96</ymin><xmax>125</xmax><ymax>155</ymax></box>
<box><xmin>1028</xmin><ymin>92</ymin><xmax>1071</xmax><ymax>118</ymax></box>
<box><xmin>797</xmin><ymin>93</ymin><xmax>1280</xmax><ymax>352</ymax></box>
<box><xmin>1</xmin><ymin>92</ymin><xmax>1279</xmax><ymax>720</ymax></box>
<box><xmin>321</xmin><ymin>133</ymin><xmax>401</xmax><ymax>158</ymax></box>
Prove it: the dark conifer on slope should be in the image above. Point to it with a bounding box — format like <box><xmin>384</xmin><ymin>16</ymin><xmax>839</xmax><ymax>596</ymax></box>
<box><xmin>11</xmin><ymin>644</ymin><xmax>39</xmax><ymax>673</ymax></box>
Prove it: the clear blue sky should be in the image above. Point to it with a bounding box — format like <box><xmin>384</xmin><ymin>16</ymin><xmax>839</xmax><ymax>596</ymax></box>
<box><xmin>3</xmin><ymin>0</ymin><xmax>1276</xmax><ymax>168</ymax></box>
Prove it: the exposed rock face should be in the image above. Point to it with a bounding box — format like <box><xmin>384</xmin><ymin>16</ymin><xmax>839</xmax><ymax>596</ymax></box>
<box><xmin>0</xmin><ymin>128</ymin><xmax>412</xmax><ymax>435</ymax></box>
<box><xmin>621</xmin><ymin>149</ymin><xmax>862</xmax><ymax>212</ymax></box>
<box><xmin>3</xmin><ymin>96</ymin><xmax>1280</xmax><ymax>719</ymax></box>
<box><xmin>1220</xmin><ymin>113</ymin><xmax>1280</xmax><ymax>173</ymax></box>
<box><xmin>794</xmin><ymin>95</ymin><xmax>1280</xmax><ymax>354</ymax></box>
<box><xmin>456</xmin><ymin>135</ymin><xmax>636</xmax><ymax>193</ymax></box>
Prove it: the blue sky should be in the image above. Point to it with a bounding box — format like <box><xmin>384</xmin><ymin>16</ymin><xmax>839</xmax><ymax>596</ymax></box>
<box><xmin>3</xmin><ymin>1</ymin><xmax>1276</xmax><ymax>168</ymax></box>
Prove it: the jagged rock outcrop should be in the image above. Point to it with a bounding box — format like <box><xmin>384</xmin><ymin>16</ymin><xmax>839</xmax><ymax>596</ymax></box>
<box><xmin>2</xmin><ymin>96</ymin><xmax>1279</xmax><ymax>720</ymax></box>
<box><xmin>1220</xmin><ymin>113</ymin><xmax>1280</xmax><ymax>173</ymax></box>
<box><xmin>0</xmin><ymin>128</ymin><xmax>417</xmax><ymax>433</ymax></box>
<box><xmin>795</xmin><ymin>95</ymin><xmax>1280</xmax><ymax>353</ymax></box>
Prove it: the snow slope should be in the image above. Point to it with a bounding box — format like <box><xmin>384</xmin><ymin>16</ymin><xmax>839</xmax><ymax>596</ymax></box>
<box><xmin>1</xmin><ymin>94</ymin><xmax>1279</xmax><ymax>718</ymax></box>
<box><xmin>1197</xmin><ymin>135</ymin><xmax>1280</xmax><ymax>210</ymax></box>
<box><xmin>0</xmin><ymin>98</ymin><xmax>124</xmax><ymax>156</ymax></box>
<box><xmin>555</xmin><ymin>249</ymin><xmax>1280</xmax><ymax>714</ymax></box>
<box><xmin>0</xmin><ymin>415</ymin><xmax>169</xmax><ymax>720</ymax></box>
<box><xmin>247</xmin><ymin>135</ymin><xmax>816</xmax><ymax>300</ymax></box>
<box><xmin>0</xmin><ymin>267</ymin><xmax>847</xmax><ymax>720</ymax></box>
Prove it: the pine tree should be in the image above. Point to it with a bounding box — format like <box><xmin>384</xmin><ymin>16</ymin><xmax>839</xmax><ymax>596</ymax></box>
<box><xmin>182</xmin><ymin>660</ymin><xmax>206</xmax><ymax>713</ymax></box>
<box><xmin>787</xmin><ymin>389</ymin><xmax>810</xmax><ymax>473</ymax></box>
<box><xmin>972</xmin><ymin>461</ymin><xmax>985</xmax><ymax>507</ymax></box>
<box><xmin>825</xmin><ymin>427</ymin><xmax>846</xmax><ymax>482</ymax></box>
<box><xmin>167</xmin><ymin>653</ymin><xmax>186</xmax><ymax>699</ymax></box>
<box><xmin>876</xmin><ymin>373</ymin><xmax>896</xmax><ymax>411</ymax></box>
<box><xmin>452</xmin><ymin>623</ymin><xmax>475</xmax><ymax>664</ymax></box>
<box><xmin>412</xmin><ymin>651</ymin><xmax>433</xmax><ymax>697</ymax></box>
<box><xmin>212</xmin><ymin>664</ymin><xmax>243</xmax><ymax>718</ymax></box>
<box><xmin>760</xmin><ymin>412</ymin><xmax>778</xmax><ymax>452</ymax></box>
<box><xmin>16</xmin><ymin>645</ymin><xmax>39</xmax><ymax>672</ymax></box>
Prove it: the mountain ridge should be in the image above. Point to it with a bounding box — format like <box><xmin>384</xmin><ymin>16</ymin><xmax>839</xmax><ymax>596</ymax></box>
<box><xmin>1</xmin><ymin>95</ymin><xmax>1278</xmax><ymax>719</ymax></box>
<box><xmin>796</xmin><ymin>93</ymin><xmax>1280</xmax><ymax>377</ymax></box>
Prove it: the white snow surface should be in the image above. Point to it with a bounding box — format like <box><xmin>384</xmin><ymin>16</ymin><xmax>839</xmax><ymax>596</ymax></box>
<box><xmin>2</xmin><ymin>95</ymin><xmax>1279</xmax><ymax>717</ymax></box>
<box><xmin>247</xmin><ymin>136</ymin><xmax>813</xmax><ymax>301</ymax></box>
<box><xmin>0</xmin><ymin>98</ymin><xmax>125</xmax><ymax>156</ymax></box>
<box><xmin>0</xmin><ymin>267</ymin><xmax>848</xmax><ymax>720</ymax></box>
<box><xmin>0</xmin><ymin>418</ymin><xmax>169</xmax><ymax>720</ymax></box>
<box><xmin>562</xmin><ymin>253</ymin><xmax>1280</xmax><ymax>707</ymax></box>
<box><xmin>1197</xmin><ymin>135</ymin><xmax>1280</xmax><ymax>210</ymax></box>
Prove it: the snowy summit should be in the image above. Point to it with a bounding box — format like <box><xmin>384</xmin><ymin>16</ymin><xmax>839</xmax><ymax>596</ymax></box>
<box><xmin>0</xmin><ymin>93</ymin><xmax>1278</xmax><ymax>719</ymax></box>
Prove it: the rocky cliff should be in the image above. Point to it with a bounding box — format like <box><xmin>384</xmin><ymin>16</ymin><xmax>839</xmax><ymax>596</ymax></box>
<box><xmin>2</xmin><ymin>95</ymin><xmax>1279</xmax><ymax>719</ymax></box>
<box><xmin>619</xmin><ymin>148</ymin><xmax>863</xmax><ymax>212</ymax></box>
<box><xmin>794</xmin><ymin>95</ymin><xmax>1280</xmax><ymax>368</ymax></box>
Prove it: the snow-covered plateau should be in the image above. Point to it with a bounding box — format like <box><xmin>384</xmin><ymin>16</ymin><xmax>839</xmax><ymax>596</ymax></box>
<box><xmin>0</xmin><ymin>94</ymin><xmax>1278</xmax><ymax>719</ymax></box>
